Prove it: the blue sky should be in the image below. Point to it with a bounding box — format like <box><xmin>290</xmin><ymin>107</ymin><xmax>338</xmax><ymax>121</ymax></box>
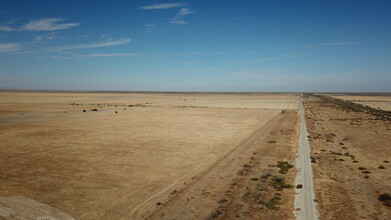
<box><xmin>0</xmin><ymin>0</ymin><xmax>390</xmax><ymax>92</ymax></box>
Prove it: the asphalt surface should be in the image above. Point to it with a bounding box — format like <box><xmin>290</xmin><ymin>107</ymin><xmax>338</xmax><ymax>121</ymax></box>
<box><xmin>294</xmin><ymin>96</ymin><xmax>319</xmax><ymax>220</ymax></box>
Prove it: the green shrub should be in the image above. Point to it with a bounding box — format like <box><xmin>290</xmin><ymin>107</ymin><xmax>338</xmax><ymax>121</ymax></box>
<box><xmin>276</xmin><ymin>161</ymin><xmax>294</xmax><ymax>174</ymax></box>
<box><xmin>265</xmin><ymin>195</ymin><xmax>281</xmax><ymax>210</ymax></box>
<box><xmin>270</xmin><ymin>176</ymin><xmax>293</xmax><ymax>191</ymax></box>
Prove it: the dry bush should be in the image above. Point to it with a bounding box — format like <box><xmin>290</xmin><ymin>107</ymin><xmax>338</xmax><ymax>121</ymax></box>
<box><xmin>378</xmin><ymin>193</ymin><xmax>391</xmax><ymax>207</ymax></box>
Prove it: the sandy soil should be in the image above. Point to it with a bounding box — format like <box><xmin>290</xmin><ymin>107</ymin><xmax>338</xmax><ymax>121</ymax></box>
<box><xmin>0</xmin><ymin>92</ymin><xmax>298</xmax><ymax>219</ymax></box>
<box><xmin>304</xmin><ymin>95</ymin><xmax>391</xmax><ymax>220</ymax></box>
<box><xmin>329</xmin><ymin>95</ymin><xmax>391</xmax><ymax>111</ymax></box>
<box><xmin>0</xmin><ymin>196</ymin><xmax>75</xmax><ymax>220</ymax></box>
<box><xmin>149</xmin><ymin>111</ymin><xmax>299</xmax><ymax>220</ymax></box>
<box><xmin>0</xmin><ymin>92</ymin><xmax>298</xmax><ymax>111</ymax></box>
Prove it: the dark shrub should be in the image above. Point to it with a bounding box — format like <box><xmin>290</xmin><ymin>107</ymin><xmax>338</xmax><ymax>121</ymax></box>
<box><xmin>265</xmin><ymin>195</ymin><xmax>281</xmax><ymax>210</ymax></box>
<box><xmin>276</xmin><ymin>161</ymin><xmax>294</xmax><ymax>174</ymax></box>
<box><xmin>378</xmin><ymin>193</ymin><xmax>391</xmax><ymax>207</ymax></box>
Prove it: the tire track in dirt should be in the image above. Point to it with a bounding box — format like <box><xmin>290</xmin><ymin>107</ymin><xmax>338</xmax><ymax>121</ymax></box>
<box><xmin>126</xmin><ymin>111</ymin><xmax>280</xmax><ymax>219</ymax></box>
<box><xmin>126</xmin><ymin>163</ymin><xmax>205</xmax><ymax>219</ymax></box>
<box><xmin>145</xmin><ymin>112</ymin><xmax>292</xmax><ymax>219</ymax></box>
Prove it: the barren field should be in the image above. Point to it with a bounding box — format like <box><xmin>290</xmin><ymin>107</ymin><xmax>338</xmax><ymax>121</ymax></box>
<box><xmin>303</xmin><ymin>95</ymin><xmax>391</xmax><ymax>219</ymax></box>
<box><xmin>0</xmin><ymin>92</ymin><xmax>299</xmax><ymax>219</ymax></box>
<box><xmin>329</xmin><ymin>94</ymin><xmax>391</xmax><ymax>111</ymax></box>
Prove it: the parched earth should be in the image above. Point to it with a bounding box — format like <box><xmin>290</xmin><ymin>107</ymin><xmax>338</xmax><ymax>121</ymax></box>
<box><xmin>1</xmin><ymin>92</ymin><xmax>390</xmax><ymax>219</ymax></box>
<box><xmin>148</xmin><ymin>110</ymin><xmax>299</xmax><ymax>220</ymax></box>
<box><xmin>0</xmin><ymin>92</ymin><xmax>299</xmax><ymax>219</ymax></box>
<box><xmin>303</xmin><ymin>94</ymin><xmax>391</xmax><ymax>220</ymax></box>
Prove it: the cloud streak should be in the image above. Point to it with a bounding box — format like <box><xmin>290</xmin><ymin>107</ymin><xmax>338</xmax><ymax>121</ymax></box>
<box><xmin>140</xmin><ymin>3</ymin><xmax>186</xmax><ymax>10</ymax></box>
<box><xmin>85</xmin><ymin>53</ymin><xmax>142</xmax><ymax>57</ymax></box>
<box><xmin>33</xmin><ymin>32</ymin><xmax>62</xmax><ymax>43</ymax></box>
<box><xmin>0</xmin><ymin>43</ymin><xmax>21</xmax><ymax>52</ymax></box>
<box><xmin>170</xmin><ymin>20</ymin><xmax>187</xmax><ymax>25</ymax></box>
<box><xmin>20</xmin><ymin>18</ymin><xmax>80</xmax><ymax>31</ymax></box>
<box><xmin>48</xmin><ymin>38</ymin><xmax>131</xmax><ymax>51</ymax></box>
<box><xmin>173</xmin><ymin>8</ymin><xmax>194</xmax><ymax>19</ymax></box>
<box><xmin>145</xmin><ymin>23</ymin><xmax>158</xmax><ymax>31</ymax></box>
<box><xmin>241</xmin><ymin>53</ymin><xmax>305</xmax><ymax>63</ymax></box>
<box><xmin>0</xmin><ymin>18</ymin><xmax>80</xmax><ymax>32</ymax></box>
<box><xmin>272</xmin><ymin>42</ymin><xmax>358</xmax><ymax>50</ymax></box>
<box><xmin>0</xmin><ymin>25</ymin><xmax>15</xmax><ymax>31</ymax></box>
<box><xmin>170</xmin><ymin>8</ymin><xmax>194</xmax><ymax>25</ymax></box>
<box><xmin>44</xmin><ymin>52</ymin><xmax>145</xmax><ymax>59</ymax></box>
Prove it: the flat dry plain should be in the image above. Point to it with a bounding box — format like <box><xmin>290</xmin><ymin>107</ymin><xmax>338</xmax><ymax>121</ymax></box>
<box><xmin>329</xmin><ymin>94</ymin><xmax>391</xmax><ymax>111</ymax></box>
<box><xmin>0</xmin><ymin>92</ymin><xmax>299</xmax><ymax>219</ymax></box>
<box><xmin>304</xmin><ymin>95</ymin><xmax>391</xmax><ymax>219</ymax></box>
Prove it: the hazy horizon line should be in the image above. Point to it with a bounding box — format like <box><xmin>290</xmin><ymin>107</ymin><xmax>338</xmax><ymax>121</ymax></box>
<box><xmin>0</xmin><ymin>89</ymin><xmax>390</xmax><ymax>95</ymax></box>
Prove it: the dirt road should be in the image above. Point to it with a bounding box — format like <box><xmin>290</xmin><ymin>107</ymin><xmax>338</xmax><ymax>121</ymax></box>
<box><xmin>147</xmin><ymin>110</ymin><xmax>299</xmax><ymax>219</ymax></box>
<box><xmin>294</xmin><ymin>96</ymin><xmax>319</xmax><ymax>220</ymax></box>
<box><xmin>0</xmin><ymin>92</ymin><xmax>299</xmax><ymax>219</ymax></box>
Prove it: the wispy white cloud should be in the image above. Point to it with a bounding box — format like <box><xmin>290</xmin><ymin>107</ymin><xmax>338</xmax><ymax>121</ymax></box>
<box><xmin>173</xmin><ymin>8</ymin><xmax>194</xmax><ymax>19</ymax></box>
<box><xmin>0</xmin><ymin>25</ymin><xmax>15</xmax><ymax>31</ymax></box>
<box><xmin>34</xmin><ymin>32</ymin><xmax>62</xmax><ymax>42</ymax></box>
<box><xmin>140</xmin><ymin>3</ymin><xmax>186</xmax><ymax>10</ymax></box>
<box><xmin>170</xmin><ymin>20</ymin><xmax>187</xmax><ymax>25</ymax></box>
<box><xmin>0</xmin><ymin>43</ymin><xmax>21</xmax><ymax>52</ymax></box>
<box><xmin>44</xmin><ymin>52</ymin><xmax>145</xmax><ymax>59</ymax></box>
<box><xmin>145</xmin><ymin>23</ymin><xmax>158</xmax><ymax>31</ymax></box>
<box><xmin>272</xmin><ymin>42</ymin><xmax>358</xmax><ymax>50</ymax></box>
<box><xmin>309</xmin><ymin>42</ymin><xmax>358</xmax><ymax>47</ymax></box>
<box><xmin>170</xmin><ymin>8</ymin><xmax>194</xmax><ymax>25</ymax></box>
<box><xmin>170</xmin><ymin>51</ymin><xmax>225</xmax><ymax>56</ymax></box>
<box><xmin>20</xmin><ymin>18</ymin><xmax>80</xmax><ymax>31</ymax></box>
<box><xmin>48</xmin><ymin>38</ymin><xmax>131</xmax><ymax>51</ymax></box>
<box><xmin>241</xmin><ymin>53</ymin><xmax>305</xmax><ymax>63</ymax></box>
<box><xmin>84</xmin><ymin>53</ymin><xmax>142</xmax><ymax>57</ymax></box>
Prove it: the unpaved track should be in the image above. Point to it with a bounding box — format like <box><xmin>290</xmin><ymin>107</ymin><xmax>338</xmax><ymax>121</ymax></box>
<box><xmin>126</xmin><ymin>164</ymin><xmax>204</xmax><ymax>219</ymax></box>
<box><xmin>145</xmin><ymin>111</ymin><xmax>301</xmax><ymax>219</ymax></box>
<box><xmin>294</xmin><ymin>96</ymin><xmax>319</xmax><ymax>220</ymax></box>
<box><xmin>139</xmin><ymin>112</ymin><xmax>280</xmax><ymax>219</ymax></box>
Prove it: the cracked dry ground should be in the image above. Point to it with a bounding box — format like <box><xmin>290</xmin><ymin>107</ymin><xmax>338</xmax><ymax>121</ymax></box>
<box><xmin>150</xmin><ymin>110</ymin><xmax>299</xmax><ymax>220</ymax></box>
<box><xmin>304</xmin><ymin>95</ymin><xmax>391</xmax><ymax>220</ymax></box>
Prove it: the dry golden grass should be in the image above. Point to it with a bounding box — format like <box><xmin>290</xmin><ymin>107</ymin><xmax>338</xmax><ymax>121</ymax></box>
<box><xmin>0</xmin><ymin>92</ymin><xmax>298</xmax><ymax>219</ymax></box>
<box><xmin>330</xmin><ymin>95</ymin><xmax>391</xmax><ymax>111</ymax></box>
